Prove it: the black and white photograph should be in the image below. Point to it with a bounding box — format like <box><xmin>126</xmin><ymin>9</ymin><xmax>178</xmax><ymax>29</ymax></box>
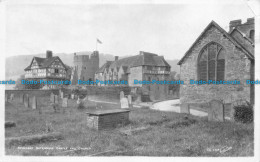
<box><xmin>0</xmin><ymin>0</ymin><xmax>259</xmax><ymax>161</ymax></box>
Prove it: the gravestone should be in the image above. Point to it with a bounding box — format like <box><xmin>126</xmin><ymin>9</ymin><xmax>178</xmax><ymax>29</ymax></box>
<box><xmin>54</xmin><ymin>95</ymin><xmax>59</xmax><ymax>104</ymax></box>
<box><xmin>20</xmin><ymin>94</ymin><xmax>24</xmax><ymax>103</ymax></box>
<box><xmin>208</xmin><ymin>100</ymin><xmax>224</xmax><ymax>122</ymax></box>
<box><xmin>169</xmin><ymin>90</ymin><xmax>173</xmax><ymax>95</ymax></box>
<box><xmin>128</xmin><ymin>95</ymin><xmax>132</xmax><ymax>105</ymax></box>
<box><xmin>32</xmin><ymin>96</ymin><xmax>37</xmax><ymax>110</ymax></box>
<box><xmin>120</xmin><ymin>97</ymin><xmax>129</xmax><ymax>109</ymax></box>
<box><xmin>60</xmin><ymin>91</ymin><xmax>64</xmax><ymax>99</ymax></box>
<box><xmin>120</xmin><ymin>91</ymin><xmax>124</xmax><ymax>100</ymax></box>
<box><xmin>180</xmin><ymin>103</ymin><xmax>190</xmax><ymax>114</ymax></box>
<box><xmin>128</xmin><ymin>95</ymin><xmax>132</xmax><ymax>108</ymax></box>
<box><xmin>24</xmin><ymin>95</ymin><xmax>29</xmax><ymax>108</ymax></box>
<box><xmin>10</xmin><ymin>94</ymin><xmax>14</xmax><ymax>101</ymax></box>
<box><xmin>62</xmin><ymin>98</ymin><xmax>68</xmax><ymax>108</ymax></box>
<box><xmin>5</xmin><ymin>95</ymin><xmax>8</xmax><ymax>102</ymax></box>
<box><xmin>52</xmin><ymin>95</ymin><xmax>60</xmax><ymax>113</ymax></box>
<box><xmin>71</xmin><ymin>94</ymin><xmax>75</xmax><ymax>99</ymax></box>
<box><xmin>50</xmin><ymin>93</ymin><xmax>55</xmax><ymax>103</ymax></box>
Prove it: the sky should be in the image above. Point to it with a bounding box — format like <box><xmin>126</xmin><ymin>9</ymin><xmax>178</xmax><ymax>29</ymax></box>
<box><xmin>4</xmin><ymin>0</ymin><xmax>255</xmax><ymax>60</ymax></box>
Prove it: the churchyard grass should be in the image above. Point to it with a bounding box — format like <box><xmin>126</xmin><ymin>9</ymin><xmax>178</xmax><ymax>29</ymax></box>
<box><xmin>5</xmin><ymin>96</ymin><xmax>253</xmax><ymax>156</ymax></box>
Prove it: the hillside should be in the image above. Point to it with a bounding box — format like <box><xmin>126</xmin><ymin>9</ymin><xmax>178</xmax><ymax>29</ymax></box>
<box><xmin>5</xmin><ymin>52</ymin><xmax>179</xmax><ymax>80</ymax></box>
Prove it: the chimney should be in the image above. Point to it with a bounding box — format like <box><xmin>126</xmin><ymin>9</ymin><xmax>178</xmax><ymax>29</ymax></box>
<box><xmin>229</xmin><ymin>19</ymin><xmax>241</xmax><ymax>32</ymax></box>
<box><xmin>115</xmin><ymin>56</ymin><xmax>119</xmax><ymax>61</ymax></box>
<box><xmin>46</xmin><ymin>50</ymin><xmax>53</xmax><ymax>58</ymax></box>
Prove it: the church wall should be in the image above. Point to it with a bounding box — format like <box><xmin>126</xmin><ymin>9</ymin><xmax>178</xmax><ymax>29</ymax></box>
<box><xmin>180</xmin><ymin>26</ymin><xmax>252</xmax><ymax>105</ymax></box>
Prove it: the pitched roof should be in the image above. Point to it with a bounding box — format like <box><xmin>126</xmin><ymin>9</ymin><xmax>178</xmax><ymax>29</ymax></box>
<box><xmin>24</xmin><ymin>56</ymin><xmax>67</xmax><ymax>70</ymax></box>
<box><xmin>96</xmin><ymin>61</ymin><xmax>113</xmax><ymax>73</ymax></box>
<box><xmin>96</xmin><ymin>52</ymin><xmax>170</xmax><ymax>74</ymax></box>
<box><xmin>229</xmin><ymin>28</ymin><xmax>254</xmax><ymax>45</ymax></box>
<box><xmin>177</xmin><ymin>21</ymin><xmax>254</xmax><ymax>65</ymax></box>
<box><xmin>110</xmin><ymin>52</ymin><xmax>170</xmax><ymax>68</ymax></box>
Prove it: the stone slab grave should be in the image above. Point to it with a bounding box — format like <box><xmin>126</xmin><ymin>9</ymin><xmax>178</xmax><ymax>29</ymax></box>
<box><xmin>86</xmin><ymin>109</ymin><xmax>130</xmax><ymax>130</ymax></box>
<box><xmin>208</xmin><ymin>100</ymin><xmax>224</xmax><ymax>122</ymax></box>
<box><xmin>50</xmin><ymin>93</ymin><xmax>55</xmax><ymax>103</ymax></box>
<box><xmin>5</xmin><ymin>121</ymin><xmax>16</xmax><ymax>128</ymax></box>
<box><xmin>32</xmin><ymin>96</ymin><xmax>37</xmax><ymax>110</ymax></box>
<box><xmin>24</xmin><ymin>94</ymin><xmax>29</xmax><ymax>108</ymax></box>
<box><xmin>120</xmin><ymin>97</ymin><xmax>129</xmax><ymax>109</ymax></box>
<box><xmin>180</xmin><ymin>103</ymin><xmax>190</xmax><ymax>114</ymax></box>
<box><xmin>120</xmin><ymin>91</ymin><xmax>124</xmax><ymax>100</ymax></box>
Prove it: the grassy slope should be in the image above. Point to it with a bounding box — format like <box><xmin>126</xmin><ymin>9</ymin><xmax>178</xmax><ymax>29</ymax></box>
<box><xmin>5</xmin><ymin>97</ymin><xmax>253</xmax><ymax>156</ymax></box>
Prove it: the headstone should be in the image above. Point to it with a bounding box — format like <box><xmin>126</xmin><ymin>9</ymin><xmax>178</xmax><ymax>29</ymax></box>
<box><xmin>32</xmin><ymin>96</ymin><xmax>37</xmax><ymax>110</ymax></box>
<box><xmin>77</xmin><ymin>98</ymin><xmax>82</xmax><ymax>105</ymax></box>
<box><xmin>169</xmin><ymin>90</ymin><xmax>173</xmax><ymax>95</ymax></box>
<box><xmin>62</xmin><ymin>98</ymin><xmax>68</xmax><ymax>108</ymax></box>
<box><xmin>20</xmin><ymin>94</ymin><xmax>24</xmax><ymax>103</ymax></box>
<box><xmin>5</xmin><ymin>95</ymin><xmax>8</xmax><ymax>102</ymax></box>
<box><xmin>24</xmin><ymin>95</ymin><xmax>29</xmax><ymax>108</ymax></box>
<box><xmin>128</xmin><ymin>95</ymin><xmax>132</xmax><ymax>105</ymax></box>
<box><xmin>50</xmin><ymin>93</ymin><xmax>55</xmax><ymax>103</ymax></box>
<box><xmin>120</xmin><ymin>91</ymin><xmax>124</xmax><ymax>100</ymax></box>
<box><xmin>120</xmin><ymin>97</ymin><xmax>129</xmax><ymax>109</ymax></box>
<box><xmin>10</xmin><ymin>94</ymin><xmax>14</xmax><ymax>101</ymax></box>
<box><xmin>54</xmin><ymin>95</ymin><xmax>59</xmax><ymax>104</ymax></box>
<box><xmin>180</xmin><ymin>103</ymin><xmax>190</xmax><ymax>114</ymax></box>
<box><xmin>128</xmin><ymin>95</ymin><xmax>132</xmax><ymax>108</ymax></box>
<box><xmin>71</xmin><ymin>94</ymin><xmax>75</xmax><ymax>99</ymax></box>
<box><xmin>136</xmin><ymin>95</ymin><xmax>141</xmax><ymax>103</ymax></box>
<box><xmin>60</xmin><ymin>91</ymin><xmax>64</xmax><ymax>99</ymax></box>
<box><xmin>208</xmin><ymin>100</ymin><xmax>224</xmax><ymax>122</ymax></box>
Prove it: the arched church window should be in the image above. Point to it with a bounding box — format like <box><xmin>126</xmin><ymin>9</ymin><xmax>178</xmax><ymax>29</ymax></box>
<box><xmin>198</xmin><ymin>42</ymin><xmax>225</xmax><ymax>81</ymax></box>
<box><xmin>249</xmin><ymin>30</ymin><xmax>254</xmax><ymax>41</ymax></box>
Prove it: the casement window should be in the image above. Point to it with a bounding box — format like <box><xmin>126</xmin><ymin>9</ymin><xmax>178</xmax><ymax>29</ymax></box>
<box><xmin>55</xmin><ymin>69</ymin><xmax>59</xmax><ymax>74</ymax></box>
<box><xmin>198</xmin><ymin>42</ymin><xmax>225</xmax><ymax>81</ymax></box>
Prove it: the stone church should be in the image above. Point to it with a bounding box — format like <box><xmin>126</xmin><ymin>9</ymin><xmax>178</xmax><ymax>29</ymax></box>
<box><xmin>178</xmin><ymin>18</ymin><xmax>254</xmax><ymax>107</ymax></box>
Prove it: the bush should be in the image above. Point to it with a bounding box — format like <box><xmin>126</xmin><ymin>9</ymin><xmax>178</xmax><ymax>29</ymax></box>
<box><xmin>234</xmin><ymin>104</ymin><xmax>253</xmax><ymax>123</ymax></box>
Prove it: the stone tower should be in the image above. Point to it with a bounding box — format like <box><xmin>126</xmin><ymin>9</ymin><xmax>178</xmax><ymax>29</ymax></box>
<box><xmin>229</xmin><ymin>18</ymin><xmax>255</xmax><ymax>41</ymax></box>
<box><xmin>73</xmin><ymin>51</ymin><xmax>99</xmax><ymax>81</ymax></box>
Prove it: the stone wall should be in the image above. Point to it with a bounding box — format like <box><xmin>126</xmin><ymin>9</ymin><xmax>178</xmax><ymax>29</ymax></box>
<box><xmin>180</xmin><ymin>25</ymin><xmax>253</xmax><ymax>105</ymax></box>
<box><xmin>128</xmin><ymin>66</ymin><xmax>143</xmax><ymax>87</ymax></box>
<box><xmin>73</xmin><ymin>51</ymin><xmax>99</xmax><ymax>81</ymax></box>
<box><xmin>142</xmin><ymin>73</ymin><xmax>170</xmax><ymax>100</ymax></box>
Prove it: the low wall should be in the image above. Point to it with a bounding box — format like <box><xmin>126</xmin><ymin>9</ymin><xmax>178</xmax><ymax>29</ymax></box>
<box><xmin>5</xmin><ymin>86</ymin><xmax>134</xmax><ymax>100</ymax></box>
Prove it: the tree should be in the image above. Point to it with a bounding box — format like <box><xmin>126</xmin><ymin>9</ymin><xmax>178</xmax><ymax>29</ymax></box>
<box><xmin>14</xmin><ymin>74</ymin><xmax>26</xmax><ymax>90</ymax></box>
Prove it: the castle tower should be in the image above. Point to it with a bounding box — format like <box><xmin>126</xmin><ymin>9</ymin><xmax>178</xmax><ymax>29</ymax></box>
<box><xmin>90</xmin><ymin>51</ymin><xmax>100</xmax><ymax>81</ymax></box>
<box><xmin>72</xmin><ymin>51</ymin><xmax>99</xmax><ymax>81</ymax></box>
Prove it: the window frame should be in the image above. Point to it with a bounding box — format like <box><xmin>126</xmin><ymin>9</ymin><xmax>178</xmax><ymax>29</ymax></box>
<box><xmin>197</xmin><ymin>42</ymin><xmax>225</xmax><ymax>81</ymax></box>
